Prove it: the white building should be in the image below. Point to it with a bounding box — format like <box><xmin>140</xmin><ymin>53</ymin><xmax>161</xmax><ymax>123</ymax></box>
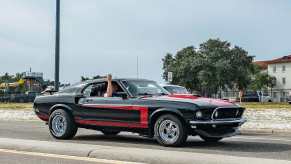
<box><xmin>255</xmin><ymin>55</ymin><xmax>291</xmax><ymax>102</ymax></box>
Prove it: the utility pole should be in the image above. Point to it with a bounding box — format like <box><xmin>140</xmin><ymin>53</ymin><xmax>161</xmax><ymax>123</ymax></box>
<box><xmin>55</xmin><ymin>0</ymin><xmax>60</xmax><ymax>91</ymax></box>
<box><xmin>136</xmin><ymin>56</ymin><xmax>139</xmax><ymax>79</ymax></box>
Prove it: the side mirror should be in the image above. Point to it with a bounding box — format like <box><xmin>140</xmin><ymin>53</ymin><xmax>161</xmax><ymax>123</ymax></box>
<box><xmin>75</xmin><ymin>94</ymin><xmax>85</xmax><ymax>104</ymax></box>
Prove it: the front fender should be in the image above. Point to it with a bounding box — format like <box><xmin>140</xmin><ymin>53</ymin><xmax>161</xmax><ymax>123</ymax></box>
<box><xmin>150</xmin><ymin>108</ymin><xmax>184</xmax><ymax>120</ymax></box>
<box><xmin>49</xmin><ymin>104</ymin><xmax>73</xmax><ymax>115</ymax></box>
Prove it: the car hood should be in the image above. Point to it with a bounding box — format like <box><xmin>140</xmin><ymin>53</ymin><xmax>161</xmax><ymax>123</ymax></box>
<box><xmin>142</xmin><ymin>94</ymin><xmax>238</xmax><ymax>108</ymax></box>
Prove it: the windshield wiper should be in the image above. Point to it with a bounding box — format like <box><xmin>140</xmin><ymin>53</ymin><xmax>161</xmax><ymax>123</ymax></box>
<box><xmin>137</xmin><ymin>93</ymin><xmax>154</xmax><ymax>96</ymax></box>
<box><xmin>138</xmin><ymin>93</ymin><xmax>167</xmax><ymax>97</ymax></box>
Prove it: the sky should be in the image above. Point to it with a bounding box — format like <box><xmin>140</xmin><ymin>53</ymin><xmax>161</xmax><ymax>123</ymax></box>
<box><xmin>0</xmin><ymin>0</ymin><xmax>291</xmax><ymax>83</ymax></box>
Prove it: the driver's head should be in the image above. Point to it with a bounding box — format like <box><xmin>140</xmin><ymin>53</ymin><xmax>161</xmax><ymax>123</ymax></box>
<box><xmin>112</xmin><ymin>83</ymin><xmax>118</xmax><ymax>92</ymax></box>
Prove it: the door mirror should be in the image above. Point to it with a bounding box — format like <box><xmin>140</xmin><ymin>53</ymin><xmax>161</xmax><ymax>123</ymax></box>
<box><xmin>75</xmin><ymin>94</ymin><xmax>85</xmax><ymax>104</ymax></box>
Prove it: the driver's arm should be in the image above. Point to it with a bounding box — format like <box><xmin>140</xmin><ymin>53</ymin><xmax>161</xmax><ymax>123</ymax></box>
<box><xmin>104</xmin><ymin>74</ymin><xmax>113</xmax><ymax>97</ymax></box>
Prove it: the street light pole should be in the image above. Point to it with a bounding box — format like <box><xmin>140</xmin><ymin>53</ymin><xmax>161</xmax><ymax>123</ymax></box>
<box><xmin>54</xmin><ymin>0</ymin><xmax>60</xmax><ymax>91</ymax></box>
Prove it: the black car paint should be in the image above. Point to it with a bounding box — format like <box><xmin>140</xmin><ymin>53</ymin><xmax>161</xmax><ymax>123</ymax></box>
<box><xmin>34</xmin><ymin>78</ymin><xmax>245</xmax><ymax>138</ymax></box>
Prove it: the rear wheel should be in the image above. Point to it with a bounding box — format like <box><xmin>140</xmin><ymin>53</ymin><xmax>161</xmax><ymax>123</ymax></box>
<box><xmin>200</xmin><ymin>136</ymin><xmax>223</xmax><ymax>143</ymax></box>
<box><xmin>49</xmin><ymin>109</ymin><xmax>77</xmax><ymax>139</ymax></box>
<box><xmin>154</xmin><ymin>114</ymin><xmax>187</xmax><ymax>146</ymax></box>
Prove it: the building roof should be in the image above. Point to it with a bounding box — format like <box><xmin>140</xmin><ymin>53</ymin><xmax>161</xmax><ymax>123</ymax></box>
<box><xmin>254</xmin><ymin>55</ymin><xmax>291</xmax><ymax>70</ymax></box>
<box><xmin>254</xmin><ymin>61</ymin><xmax>270</xmax><ymax>70</ymax></box>
<box><xmin>269</xmin><ymin>55</ymin><xmax>291</xmax><ymax>64</ymax></box>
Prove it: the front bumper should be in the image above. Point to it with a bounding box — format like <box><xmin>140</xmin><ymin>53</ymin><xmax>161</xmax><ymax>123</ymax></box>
<box><xmin>189</xmin><ymin>118</ymin><xmax>247</xmax><ymax>138</ymax></box>
<box><xmin>189</xmin><ymin>118</ymin><xmax>246</xmax><ymax>125</ymax></box>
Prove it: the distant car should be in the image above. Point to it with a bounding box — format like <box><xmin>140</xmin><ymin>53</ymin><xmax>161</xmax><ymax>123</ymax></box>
<box><xmin>259</xmin><ymin>91</ymin><xmax>273</xmax><ymax>102</ymax></box>
<box><xmin>34</xmin><ymin>78</ymin><xmax>246</xmax><ymax>146</ymax></box>
<box><xmin>161</xmin><ymin>84</ymin><xmax>190</xmax><ymax>94</ymax></box>
<box><xmin>241</xmin><ymin>91</ymin><xmax>272</xmax><ymax>102</ymax></box>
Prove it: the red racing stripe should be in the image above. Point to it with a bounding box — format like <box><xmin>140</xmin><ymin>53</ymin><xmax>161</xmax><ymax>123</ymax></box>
<box><xmin>79</xmin><ymin>104</ymin><xmax>149</xmax><ymax>128</ymax></box>
<box><xmin>75</xmin><ymin>119</ymin><xmax>147</xmax><ymax>128</ymax></box>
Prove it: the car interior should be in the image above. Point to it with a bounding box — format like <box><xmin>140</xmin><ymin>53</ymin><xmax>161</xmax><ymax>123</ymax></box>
<box><xmin>88</xmin><ymin>82</ymin><xmax>127</xmax><ymax>98</ymax></box>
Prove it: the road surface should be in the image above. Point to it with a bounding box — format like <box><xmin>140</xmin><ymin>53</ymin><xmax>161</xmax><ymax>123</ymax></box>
<box><xmin>0</xmin><ymin>120</ymin><xmax>291</xmax><ymax>163</ymax></box>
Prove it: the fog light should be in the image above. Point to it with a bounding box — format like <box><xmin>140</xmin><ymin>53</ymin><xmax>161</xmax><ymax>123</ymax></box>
<box><xmin>196</xmin><ymin>111</ymin><xmax>203</xmax><ymax>118</ymax></box>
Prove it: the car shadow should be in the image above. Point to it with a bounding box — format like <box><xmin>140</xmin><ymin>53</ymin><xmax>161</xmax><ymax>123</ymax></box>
<box><xmin>72</xmin><ymin>133</ymin><xmax>291</xmax><ymax>153</ymax></box>
<box><xmin>73</xmin><ymin>133</ymin><xmax>156</xmax><ymax>145</ymax></box>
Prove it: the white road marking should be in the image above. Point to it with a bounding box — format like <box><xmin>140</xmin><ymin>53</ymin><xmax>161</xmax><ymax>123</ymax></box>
<box><xmin>0</xmin><ymin>148</ymin><xmax>145</xmax><ymax>164</ymax></box>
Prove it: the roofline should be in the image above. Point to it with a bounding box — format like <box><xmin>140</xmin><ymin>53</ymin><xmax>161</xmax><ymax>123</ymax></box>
<box><xmin>86</xmin><ymin>78</ymin><xmax>155</xmax><ymax>83</ymax></box>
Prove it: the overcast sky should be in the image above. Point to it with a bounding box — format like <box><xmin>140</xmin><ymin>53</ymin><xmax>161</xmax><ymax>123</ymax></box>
<box><xmin>0</xmin><ymin>0</ymin><xmax>290</xmax><ymax>83</ymax></box>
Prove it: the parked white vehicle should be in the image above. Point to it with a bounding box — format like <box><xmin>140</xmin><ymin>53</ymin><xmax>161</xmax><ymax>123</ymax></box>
<box><xmin>258</xmin><ymin>91</ymin><xmax>273</xmax><ymax>102</ymax></box>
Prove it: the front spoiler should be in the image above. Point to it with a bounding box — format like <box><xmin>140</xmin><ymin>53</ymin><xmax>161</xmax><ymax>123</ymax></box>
<box><xmin>189</xmin><ymin>118</ymin><xmax>246</xmax><ymax>138</ymax></box>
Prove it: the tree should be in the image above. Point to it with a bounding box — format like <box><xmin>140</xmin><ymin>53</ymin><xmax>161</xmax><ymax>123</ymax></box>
<box><xmin>249</xmin><ymin>65</ymin><xmax>276</xmax><ymax>91</ymax></box>
<box><xmin>162</xmin><ymin>38</ymin><xmax>254</xmax><ymax>97</ymax></box>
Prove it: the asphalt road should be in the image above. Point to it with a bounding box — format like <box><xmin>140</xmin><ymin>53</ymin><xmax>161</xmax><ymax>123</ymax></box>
<box><xmin>0</xmin><ymin>120</ymin><xmax>291</xmax><ymax>163</ymax></box>
<box><xmin>0</xmin><ymin>151</ymin><xmax>109</xmax><ymax>164</ymax></box>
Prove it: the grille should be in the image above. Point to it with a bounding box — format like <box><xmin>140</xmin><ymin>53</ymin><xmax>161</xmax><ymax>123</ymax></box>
<box><xmin>212</xmin><ymin>107</ymin><xmax>244</xmax><ymax>120</ymax></box>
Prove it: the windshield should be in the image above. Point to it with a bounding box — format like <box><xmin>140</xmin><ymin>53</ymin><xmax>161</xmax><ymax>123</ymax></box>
<box><xmin>122</xmin><ymin>80</ymin><xmax>169</xmax><ymax>97</ymax></box>
<box><xmin>163</xmin><ymin>86</ymin><xmax>189</xmax><ymax>94</ymax></box>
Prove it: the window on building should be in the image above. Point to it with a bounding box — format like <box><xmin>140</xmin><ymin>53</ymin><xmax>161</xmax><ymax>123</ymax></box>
<box><xmin>282</xmin><ymin>77</ymin><xmax>286</xmax><ymax>85</ymax></box>
<box><xmin>282</xmin><ymin>65</ymin><xmax>286</xmax><ymax>72</ymax></box>
<box><xmin>273</xmin><ymin>66</ymin><xmax>276</xmax><ymax>73</ymax></box>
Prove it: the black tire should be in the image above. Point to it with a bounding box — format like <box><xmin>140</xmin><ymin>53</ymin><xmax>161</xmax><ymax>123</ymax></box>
<box><xmin>200</xmin><ymin>136</ymin><xmax>223</xmax><ymax>143</ymax></box>
<box><xmin>154</xmin><ymin>114</ymin><xmax>187</xmax><ymax>147</ymax></box>
<box><xmin>49</xmin><ymin>109</ymin><xmax>78</xmax><ymax>139</ymax></box>
<box><xmin>101</xmin><ymin>130</ymin><xmax>120</xmax><ymax>136</ymax></box>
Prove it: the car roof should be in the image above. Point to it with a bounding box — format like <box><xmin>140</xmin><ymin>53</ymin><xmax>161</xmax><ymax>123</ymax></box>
<box><xmin>85</xmin><ymin>78</ymin><xmax>155</xmax><ymax>84</ymax></box>
<box><xmin>160</xmin><ymin>84</ymin><xmax>186</xmax><ymax>88</ymax></box>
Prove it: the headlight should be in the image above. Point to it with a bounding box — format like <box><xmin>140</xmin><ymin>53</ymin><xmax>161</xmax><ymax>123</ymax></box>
<box><xmin>196</xmin><ymin>111</ymin><xmax>203</xmax><ymax>118</ymax></box>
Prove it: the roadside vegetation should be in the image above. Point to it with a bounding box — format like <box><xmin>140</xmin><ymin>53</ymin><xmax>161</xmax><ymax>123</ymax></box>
<box><xmin>162</xmin><ymin>38</ymin><xmax>276</xmax><ymax>97</ymax></box>
<box><xmin>240</xmin><ymin>102</ymin><xmax>291</xmax><ymax>110</ymax></box>
<box><xmin>0</xmin><ymin>103</ymin><xmax>33</xmax><ymax>110</ymax></box>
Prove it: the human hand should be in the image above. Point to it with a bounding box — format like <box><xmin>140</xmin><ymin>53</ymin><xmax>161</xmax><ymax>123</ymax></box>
<box><xmin>107</xmin><ymin>74</ymin><xmax>112</xmax><ymax>82</ymax></box>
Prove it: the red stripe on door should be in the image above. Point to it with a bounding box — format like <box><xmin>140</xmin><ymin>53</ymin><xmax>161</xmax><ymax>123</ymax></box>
<box><xmin>79</xmin><ymin>104</ymin><xmax>148</xmax><ymax>128</ymax></box>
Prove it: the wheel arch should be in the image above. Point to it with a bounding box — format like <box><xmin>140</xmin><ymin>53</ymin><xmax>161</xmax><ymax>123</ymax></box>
<box><xmin>149</xmin><ymin>108</ymin><xmax>187</xmax><ymax>137</ymax></box>
<box><xmin>49</xmin><ymin>104</ymin><xmax>73</xmax><ymax>117</ymax></box>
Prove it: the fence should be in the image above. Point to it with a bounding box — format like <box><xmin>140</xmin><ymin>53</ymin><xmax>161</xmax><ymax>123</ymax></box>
<box><xmin>0</xmin><ymin>93</ymin><xmax>39</xmax><ymax>103</ymax></box>
<box><xmin>220</xmin><ymin>89</ymin><xmax>291</xmax><ymax>102</ymax></box>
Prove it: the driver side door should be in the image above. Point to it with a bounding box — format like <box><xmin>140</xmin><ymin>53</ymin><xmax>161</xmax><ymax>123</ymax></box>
<box><xmin>75</xmin><ymin>82</ymin><xmax>148</xmax><ymax>129</ymax></box>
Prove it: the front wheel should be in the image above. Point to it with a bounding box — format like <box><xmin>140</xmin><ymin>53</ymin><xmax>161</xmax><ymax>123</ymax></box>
<box><xmin>154</xmin><ymin>114</ymin><xmax>187</xmax><ymax>146</ymax></box>
<box><xmin>49</xmin><ymin>109</ymin><xmax>78</xmax><ymax>139</ymax></box>
<box><xmin>200</xmin><ymin>136</ymin><xmax>223</xmax><ymax>143</ymax></box>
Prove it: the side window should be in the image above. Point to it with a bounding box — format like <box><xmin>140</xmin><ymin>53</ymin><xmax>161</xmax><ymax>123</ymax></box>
<box><xmin>273</xmin><ymin>65</ymin><xmax>276</xmax><ymax>73</ymax></box>
<box><xmin>83</xmin><ymin>85</ymin><xmax>93</xmax><ymax>97</ymax></box>
<box><xmin>282</xmin><ymin>65</ymin><xmax>286</xmax><ymax>72</ymax></box>
<box><xmin>82</xmin><ymin>83</ymin><xmax>107</xmax><ymax>97</ymax></box>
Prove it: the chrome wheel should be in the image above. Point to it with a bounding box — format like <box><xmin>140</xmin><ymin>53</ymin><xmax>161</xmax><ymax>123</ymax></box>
<box><xmin>51</xmin><ymin>115</ymin><xmax>67</xmax><ymax>137</ymax></box>
<box><xmin>158</xmin><ymin>119</ymin><xmax>180</xmax><ymax>144</ymax></box>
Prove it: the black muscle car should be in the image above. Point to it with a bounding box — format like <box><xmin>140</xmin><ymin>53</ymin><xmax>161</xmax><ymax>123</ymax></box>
<box><xmin>34</xmin><ymin>78</ymin><xmax>246</xmax><ymax>146</ymax></box>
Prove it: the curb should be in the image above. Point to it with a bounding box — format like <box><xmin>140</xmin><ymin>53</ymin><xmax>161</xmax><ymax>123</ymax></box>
<box><xmin>241</xmin><ymin>129</ymin><xmax>291</xmax><ymax>136</ymax></box>
<box><xmin>0</xmin><ymin>137</ymin><xmax>291</xmax><ymax>164</ymax></box>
